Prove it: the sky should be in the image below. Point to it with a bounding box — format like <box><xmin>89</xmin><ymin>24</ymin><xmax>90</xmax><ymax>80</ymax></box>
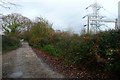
<box><xmin>1</xmin><ymin>0</ymin><xmax>120</xmax><ymax>34</ymax></box>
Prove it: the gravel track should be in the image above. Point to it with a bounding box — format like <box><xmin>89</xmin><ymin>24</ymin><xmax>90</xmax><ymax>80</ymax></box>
<box><xmin>2</xmin><ymin>42</ymin><xmax>64</xmax><ymax>78</ymax></box>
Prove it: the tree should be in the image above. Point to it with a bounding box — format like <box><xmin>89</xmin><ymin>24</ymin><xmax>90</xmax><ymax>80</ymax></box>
<box><xmin>1</xmin><ymin>13</ymin><xmax>31</xmax><ymax>37</ymax></box>
<box><xmin>28</xmin><ymin>17</ymin><xmax>54</xmax><ymax>46</ymax></box>
<box><xmin>0</xmin><ymin>0</ymin><xmax>19</xmax><ymax>35</ymax></box>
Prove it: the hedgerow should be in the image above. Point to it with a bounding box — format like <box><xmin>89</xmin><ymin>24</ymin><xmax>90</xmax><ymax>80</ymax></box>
<box><xmin>25</xmin><ymin>17</ymin><xmax>120</xmax><ymax>78</ymax></box>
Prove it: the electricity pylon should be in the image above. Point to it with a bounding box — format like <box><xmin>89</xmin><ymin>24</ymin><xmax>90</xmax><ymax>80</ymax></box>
<box><xmin>83</xmin><ymin>0</ymin><xmax>118</xmax><ymax>33</ymax></box>
<box><xmin>83</xmin><ymin>1</ymin><xmax>106</xmax><ymax>33</ymax></box>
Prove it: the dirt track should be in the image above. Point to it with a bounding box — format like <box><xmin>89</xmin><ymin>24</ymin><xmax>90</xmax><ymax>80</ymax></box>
<box><xmin>2</xmin><ymin>42</ymin><xmax>64</xmax><ymax>78</ymax></box>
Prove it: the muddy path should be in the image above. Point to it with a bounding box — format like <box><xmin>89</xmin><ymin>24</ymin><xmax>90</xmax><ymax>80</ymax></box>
<box><xmin>2</xmin><ymin>42</ymin><xmax>64</xmax><ymax>78</ymax></box>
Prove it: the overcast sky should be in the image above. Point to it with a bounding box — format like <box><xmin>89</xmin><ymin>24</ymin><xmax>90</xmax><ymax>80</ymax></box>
<box><xmin>1</xmin><ymin>0</ymin><xmax>120</xmax><ymax>33</ymax></box>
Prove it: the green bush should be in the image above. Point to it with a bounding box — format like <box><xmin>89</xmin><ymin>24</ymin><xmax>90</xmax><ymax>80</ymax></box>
<box><xmin>53</xmin><ymin>30</ymin><xmax>120</xmax><ymax>73</ymax></box>
<box><xmin>97</xmin><ymin>30</ymin><xmax>120</xmax><ymax>71</ymax></box>
<box><xmin>99</xmin><ymin>30</ymin><xmax>120</xmax><ymax>57</ymax></box>
<box><xmin>42</xmin><ymin>45</ymin><xmax>62</xmax><ymax>57</ymax></box>
<box><xmin>2</xmin><ymin>35</ymin><xmax>20</xmax><ymax>52</ymax></box>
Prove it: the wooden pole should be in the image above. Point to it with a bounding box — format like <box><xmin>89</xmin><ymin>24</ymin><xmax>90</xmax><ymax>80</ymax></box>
<box><xmin>87</xmin><ymin>16</ymin><xmax>90</xmax><ymax>33</ymax></box>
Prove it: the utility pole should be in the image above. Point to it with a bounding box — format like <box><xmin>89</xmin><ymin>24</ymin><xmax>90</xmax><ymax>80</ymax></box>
<box><xmin>118</xmin><ymin>1</ymin><xmax>120</xmax><ymax>29</ymax></box>
<box><xmin>87</xmin><ymin>16</ymin><xmax>90</xmax><ymax>33</ymax></box>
